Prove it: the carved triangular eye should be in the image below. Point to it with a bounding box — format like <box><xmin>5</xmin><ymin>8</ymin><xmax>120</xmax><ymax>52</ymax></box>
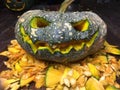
<box><xmin>71</xmin><ymin>19</ymin><xmax>89</xmax><ymax>31</ymax></box>
<box><xmin>30</xmin><ymin>17</ymin><xmax>50</xmax><ymax>28</ymax></box>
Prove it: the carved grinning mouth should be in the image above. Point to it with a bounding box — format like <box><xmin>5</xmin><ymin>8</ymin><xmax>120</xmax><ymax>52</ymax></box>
<box><xmin>18</xmin><ymin>16</ymin><xmax>99</xmax><ymax>54</ymax></box>
<box><xmin>19</xmin><ymin>23</ymin><xmax>98</xmax><ymax>54</ymax></box>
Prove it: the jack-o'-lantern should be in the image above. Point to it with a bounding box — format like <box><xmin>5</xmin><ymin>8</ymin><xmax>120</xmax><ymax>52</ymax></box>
<box><xmin>15</xmin><ymin>9</ymin><xmax>107</xmax><ymax>63</ymax></box>
<box><xmin>5</xmin><ymin>0</ymin><xmax>34</xmax><ymax>11</ymax></box>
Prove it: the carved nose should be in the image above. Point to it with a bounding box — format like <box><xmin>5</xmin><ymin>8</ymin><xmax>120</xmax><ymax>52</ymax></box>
<box><xmin>51</xmin><ymin>22</ymin><xmax>75</xmax><ymax>42</ymax></box>
<box><xmin>54</xmin><ymin>22</ymin><xmax>72</xmax><ymax>30</ymax></box>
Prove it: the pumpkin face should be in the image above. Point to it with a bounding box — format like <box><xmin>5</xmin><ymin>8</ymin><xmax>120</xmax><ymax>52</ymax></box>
<box><xmin>5</xmin><ymin>0</ymin><xmax>34</xmax><ymax>11</ymax></box>
<box><xmin>15</xmin><ymin>10</ymin><xmax>107</xmax><ymax>63</ymax></box>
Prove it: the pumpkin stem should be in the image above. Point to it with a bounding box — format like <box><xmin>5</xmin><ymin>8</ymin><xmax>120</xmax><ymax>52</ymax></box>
<box><xmin>59</xmin><ymin>0</ymin><xmax>74</xmax><ymax>13</ymax></box>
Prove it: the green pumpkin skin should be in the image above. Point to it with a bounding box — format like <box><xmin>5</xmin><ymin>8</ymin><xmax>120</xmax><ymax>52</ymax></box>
<box><xmin>5</xmin><ymin>0</ymin><xmax>34</xmax><ymax>11</ymax></box>
<box><xmin>15</xmin><ymin>10</ymin><xmax>107</xmax><ymax>63</ymax></box>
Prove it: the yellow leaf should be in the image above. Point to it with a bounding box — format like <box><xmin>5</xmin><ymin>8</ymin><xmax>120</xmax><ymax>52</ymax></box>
<box><xmin>27</xmin><ymin>54</ymin><xmax>35</xmax><ymax>63</ymax></box>
<box><xmin>105</xmin><ymin>46</ymin><xmax>120</xmax><ymax>55</ymax></box>
<box><xmin>7</xmin><ymin>79</ymin><xmax>19</xmax><ymax>84</ymax></box>
<box><xmin>55</xmin><ymin>84</ymin><xmax>63</xmax><ymax>90</ymax></box>
<box><xmin>10</xmin><ymin>82</ymin><xmax>20</xmax><ymax>90</ymax></box>
<box><xmin>0</xmin><ymin>78</ymin><xmax>19</xmax><ymax>88</ymax></box>
<box><xmin>19</xmin><ymin>59</ymin><xmax>28</xmax><ymax>67</ymax></box>
<box><xmin>14</xmin><ymin>62</ymin><xmax>22</xmax><ymax>72</ymax></box>
<box><xmin>92</xmin><ymin>55</ymin><xmax>108</xmax><ymax>64</ymax></box>
<box><xmin>35</xmin><ymin>76</ymin><xmax>45</xmax><ymax>88</ymax></box>
<box><xmin>0</xmin><ymin>51</ymin><xmax>10</xmax><ymax>56</ymax></box>
<box><xmin>20</xmin><ymin>76</ymin><xmax>34</xmax><ymax>87</ymax></box>
<box><xmin>106</xmin><ymin>85</ymin><xmax>119</xmax><ymax>90</ymax></box>
<box><xmin>104</xmin><ymin>41</ymin><xmax>120</xmax><ymax>55</ymax></box>
<box><xmin>88</xmin><ymin>63</ymin><xmax>100</xmax><ymax>79</ymax></box>
<box><xmin>86</xmin><ymin>77</ymin><xmax>105</xmax><ymax>90</ymax></box>
<box><xmin>72</xmin><ymin>69</ymin><xmax>80</xmax><ymax>79</ymax></box>
<box><xmin>80</xmin><ymin>87</ymin><xmax>86</xmax><ymax>90</ymax></box>
<box><xmin>60</xmin><ymin>67</ymin><xmax>71</xmax><ymax>85</ymax></box>
<box><xmin>8</xmin><ymin>47</ymin><xmax>20</xmax><ymax>53</ymax></box>
<box><xmin>46</xmin><ymin>66</ymin><xmax>64</xmax><ymax>88</ymax></box>
<box><xmin>104</xmin><ymin>41</ymin><xmax>118</xmax><ymax>48</ymax></box>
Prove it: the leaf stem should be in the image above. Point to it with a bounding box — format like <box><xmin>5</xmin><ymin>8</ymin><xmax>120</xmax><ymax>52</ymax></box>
<box><xmin>59</xmin><ymin>0</ymin><xmax>74</xmax><ymax>13</ymax></box>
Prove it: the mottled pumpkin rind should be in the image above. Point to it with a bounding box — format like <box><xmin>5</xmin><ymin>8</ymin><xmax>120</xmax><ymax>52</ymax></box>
<box><xmin>15</xmin><ymin>10</ymin><xmax>107</xmax><ymax>63</ymax></box>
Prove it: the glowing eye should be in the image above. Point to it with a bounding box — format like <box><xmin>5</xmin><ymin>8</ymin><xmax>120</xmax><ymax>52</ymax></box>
<box><xmin>30</xmin><ymin>17</ymin><xmax>50</xmax><ymax>28</ymax></box>
<box><xmin>72</xmin><ymin>19</ymin><xmax>89</xmax><ymax>31</ymax></box>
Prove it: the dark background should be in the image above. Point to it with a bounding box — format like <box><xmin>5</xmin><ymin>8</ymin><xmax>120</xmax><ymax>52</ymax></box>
<box><xmin>0</xmin><ymin>0</ymin><xmax>120</xmax><ymax>89</ymax></box>
<box><xmin>0</xmin><ymin>0</ymin><xmax>120</xmax><ymax>50</ymax></box>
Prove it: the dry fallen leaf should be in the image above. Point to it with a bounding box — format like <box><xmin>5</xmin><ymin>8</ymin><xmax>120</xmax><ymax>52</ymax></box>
<box><xmin>0</xmin><ymin>40</ymin><xmax>120</xmax><ymax>90</ymax></box>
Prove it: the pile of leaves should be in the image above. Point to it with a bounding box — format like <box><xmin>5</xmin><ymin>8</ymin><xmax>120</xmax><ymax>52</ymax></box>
<box><xmin>0</xmin><ymin>40</ymin><xmax>120</xmax><ymax>90</ymax></box>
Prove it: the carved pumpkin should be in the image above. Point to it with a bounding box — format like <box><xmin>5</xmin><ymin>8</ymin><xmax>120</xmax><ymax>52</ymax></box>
<box><xmin>15</xmin><ymin>10</ymin><xmax>107</xmax><ymax>63</ymax></box>
<box><xmin>5</xmin><ymin>0</ymin><xmax>34</xmax><ymax>11</ymax></box>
